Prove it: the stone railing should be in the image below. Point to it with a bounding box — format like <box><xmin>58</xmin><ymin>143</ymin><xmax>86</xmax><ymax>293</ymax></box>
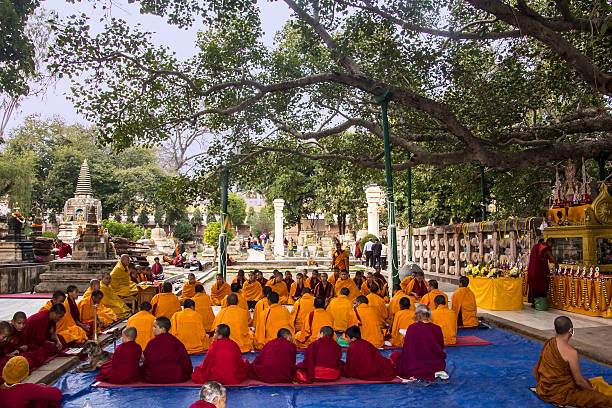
<box><xmin>397</xmin><ymin>218</ymin><xmax>543</xmax><ymax>281</ymax></box>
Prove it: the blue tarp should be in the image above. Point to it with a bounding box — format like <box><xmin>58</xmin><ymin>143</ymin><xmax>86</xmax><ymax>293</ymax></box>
<box><xmin>55</xmin><ymin>327</ymin><xmax>612</xmax><ymax>408</ymax></box>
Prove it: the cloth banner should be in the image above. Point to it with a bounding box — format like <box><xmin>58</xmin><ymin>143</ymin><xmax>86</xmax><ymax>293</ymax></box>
<box><xmin>469</xmin><ymin>277</ymin><xmax>523</xmax><ymax>311</ymax></box>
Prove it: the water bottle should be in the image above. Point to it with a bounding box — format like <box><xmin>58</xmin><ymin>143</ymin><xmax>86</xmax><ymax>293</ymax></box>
<box><xmin>83</xmin><ymin>397</ymin><xmax>93</xmax><ymax>408</ymax></box>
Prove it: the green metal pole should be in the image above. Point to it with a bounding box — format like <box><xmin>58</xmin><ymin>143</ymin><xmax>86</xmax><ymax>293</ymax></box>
<box><xmin>480</xmin><ymin>165</ymin><xmax>487</xmax><ymax>221</ymax></box>
<box><xmin>218</xmin><ymin>167</ymin><xmax>229</xmax><ymax>280</ymax></box>
<box><xmin>407</xmin><ymin>152</ymin><xmax>413</xmax><ymax>262</ymax></box>
<box><xmin>375</xmin><ymin>90</ymin><xmax>399</xmax><ymax>288</ymax></box>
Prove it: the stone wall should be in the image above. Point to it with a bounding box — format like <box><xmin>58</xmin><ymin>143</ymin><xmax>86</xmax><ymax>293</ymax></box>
<box><xmin>35</xmin><ymin>259</ymin><xmax>117</xmax><ymax>293</ymax></box>
<box><xmin>0</xmin><ymin>263</ymin><xmax>48</xmax><ymax>294</ymax></box>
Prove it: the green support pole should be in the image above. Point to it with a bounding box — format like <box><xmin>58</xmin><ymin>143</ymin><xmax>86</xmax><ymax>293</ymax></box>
<box><xmin>375</xmin><ymin>90</ymin><xmax>399</xmax><ymax>288</ymax></box>
<box><xmin>218</xmin><ymin>167</ymin><xmax>229</xmax><ymax>280</ymax></box>
<box><xmin>480</xmin><ymin>165</ymin><xmax>487</xmax><ymax>221</ymax></box>
<box><xmin>407</xmin><ymin>152</ymin><xmax>413</xmax><ymax>262</ymax></box>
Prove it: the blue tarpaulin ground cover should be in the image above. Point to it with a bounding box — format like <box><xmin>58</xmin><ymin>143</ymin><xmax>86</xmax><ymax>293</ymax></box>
<box><xmin>55</xmin><ymin>326</ymin><xmax>612</xmax><ymax>407</ymax></box>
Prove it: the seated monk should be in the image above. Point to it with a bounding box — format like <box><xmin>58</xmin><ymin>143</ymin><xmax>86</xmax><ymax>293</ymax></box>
<box><xmin>249</xmin><ymin>328</ymin><xmax>297</xmax><ymax>383</ymax></box>
<box><xmin>82</xmin><ymin>279</ymin><xmax>117</xmax><ymax>323</ymax></box>
<box><xmin>243</xmin><ymin>271</ymin><xmax>263</xmax><ymax>310</ymax></box>
<box><xmin>327</xmin><ymin>287</ymin><xmax>355</xmax><ymax>335</ymax></box>
<box><xmin>192</xmin><ymin>284</ymin><xmax>215</xmax><ymax>332</ymax></box>
<box><xmin>210</xmin><ymin>274</ymin><xmax>231</xmax><ymax>306</ymax></box>
<box><xmin>420</xmin><ymin>280</ymin><xmax>448</xmax><ymax>310</ymax></box>
<box><xmin>127</xmin><ymin>302</ymin><xmax>156</xmax><ymax>351</ymax></box>
<box><xmin>231</xmin><ymin>270</ymin><xmax>246</xmax><ymax>289</ymax></box>
<box><xmin>389</xmin><ymin>297</ymin><xmax>415</xmax><ymax>347</ymax></box>
<box><xmin>189</xmin><ymin>381</ymin><xmax>226</xmax><ymax>408</ymax></box>
<box><xmin>39</xmin><ymin>290</ymin><xmax>65</xmax><ymax>312</ymax></box>
<box><xmin>65</xmin><ymin>285</ymin><xmax>92</xmax><ymax>337</ymax></box>
<box><xmin>352</xmin><ymin>296</ymin><xmax>384</xmax><ymax>348</ymax></box>
<box><xmin>399</xmin><ymin>271</ymin><xmax>416</xmax><ymax>293</ymax></box>
<box><xmin>296</xmin><ymin>326</ymin><xmax>343</xmax><ymax>382</ymax></box>
<box><xmin>451</xmin><ymin>276</ymin><xmax>479</xmax><ymax>328</ymax></box>
<box><xmin>283</xmin><ymin>271</ymin><xmax>294</xmax><ymax>292</ymax></box>
<box><xmin>24</xmin><ymin>304</ymin><xmax>66</xmax><ymax>357</ymax></box>
<box><xmin>192</xmin><ymin>324</ymin><xmax>250</xmax><ymax>385</ymax></box>
<box><xmin>313</xmin><ymin>272</ymin><xmax>334</xmax><ymax>306</ymax></box>
<box><xmin>334</xmin><ymin>270</ymin><xmax>360</xmax><ymax>302</ymax></box>
<box><xmin>78</xmin><ymin>290</ymin><xmax>117</xmax><ymax>332</ymax></box>
<box><xmin>221</xmin><ymin>283</ymin><xmax>248</xmax><ymax>310</ymax></box>
<box><xmin>388</xmin><ymin>285</ymin><xmax>409</xmax><ymax>322</ymax></box>
<box><xmin>142</xmin><ymin>317</ymin><xmax>193</xmax><ymax>383</ymax></box>
<box><xmin>1</xmin><ymin>321</ymin><xmax>45</xmax><ymax>378</ymax></box>
<box><xmin>344</xmin><ymin>325</ymin><xmax>396</xmax><ymax>381</ymax></box>
<box><xmin>151</xmin><ymin>282</ymin><xmax>181</xmax><ymax>319</ymax></box>
<box><xmin>255</xmin><ymin>270</ymin><xmax>267</xmax><ymax>287</ymax></box>
<box><xmin>265</xmin><ymin>271</ymin><xmax>289</xmax><ymax>305</ymax></box>
<box><xmin>294</xmin><ymin>296</ymin><xmax>334</xmax><ymax>348</ymax></box>
<box><xmin>404</xmin><ymin>270</ymin><xmax>428</xmax><ymax>301</ymax></box>
<box><xmin>254</xmin><ymin>292</ymin><xmax>293</xmax><ymax>350</ymax></box>
<box><xmin>360</xmin><ymin>272</ymin><xmax>376</xmax><ymax>296</ymax></box>
<box><xmin>290</xmin><ymin>288</ymin><xmax>315</xmax><ymax>333</ymax></box>
<box><xmin>305</xmin><ymin>270</ymin><xmax>321</xmax><ymax>291</ymax></box>
<box><xmin>0</xmin><ymin>356</ymin><xmax>62</xmax><ymax>408</ymax></box>
<box><xmin>212</xmin><ymin>294</ymin><xmax>254</xmax><ymax>352</ymax></box>
<box><xmin>180</xmin><ymin>273</ymin><xmax>202</xmax><ymax>304</ymax></box>
<box><xmin>94</xmin><ymin>326</ymin><xmax>142</xmax><ymax>384</ymax></box>
<box><xmin>327</xmin><ymin>267</ymin><xmax>341</xmax><ymax>287</ymax></box>
<box><xmin>430</xmin><ymin>295</ymin><xmax>457</xmax><ymax>346</ymax></box>
<box><xmin>391</xmin><ymin>304</ymin><xmax>446</xmax><ymax>382</ymax></box>
<box><xmin>372</xmin><ymin>267</ymin><xmax>388</xmax><ymax>288</ymax></box>
<box><xmin>252</xmin><ymin>287</ymin><xmax>272</xmax><ymax>329</ymax></box>
<box><xmin>352</xmin><ymin>270</ymin><xmax>366</xmax><ymax>291</ymax></box>
<box><xmin>9</xmin><ymin>313</ymin><xmax>47</xmax><ymax>371</ymax></box>
<box><xmin>288</xmin><ymin>273</ymin><xmax>306</xmax><ymax>305</ymax></box>
<box><xmin>365</xmin><ymin>283</ymin><xmax>389</xmax><ymax>325</ymax></box>
<box><xmin>40</xmin><ymin>291</ymin><xmax>87</xmax><ymax>345</ymax></box>
<box><xmin>170</xmin><ymin>299</ymin><xmax>211</xmax><ymax>353</ymax></box>
<box><xmin>534</xmin><ymin>316</ymin><xmax>612</xmax><ymax>408</ymax></box>
<box><xmin>100</xmin><ymin>273</ymin><xmax>132</xmax><ymax>319</ymax></box>
<box><xmin>110</xmin><ymin>254</ymin><xmax>138</xmax><ymax>297</ymax></box>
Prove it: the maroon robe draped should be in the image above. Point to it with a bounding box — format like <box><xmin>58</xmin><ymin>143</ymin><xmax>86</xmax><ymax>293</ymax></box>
<box><xmin>309</xmin><ymin>277</ymin><xmax>321</xmax><ymax>290</ymax></box>
<box><xmin>141</xmin><ymin>333</ymin><xmax>193</xmax><ymax>383</ymax></box>
<box><xmin>23</xmin><ymin>310</ymin><xmax>63</xmax><ymax>357</ymax></box>
<box><xmin>10</xmin><ymin>325</ymin><xmax>47</xmax><ymax>369</ymax></box>
<box><xmin>0</xmin><ymin>383</ymin><xmax>62</xmax><ymax>408</ymax></box>
<box><xmin>413</xmin><ymin>280</ymin><xmax>428</xmax><ymax>297</ymax></box>
<box><xmin>192</xmin><ymin>338</ymin><xmax>249</xmax><ymax>385</ymax></box>
<box><xmin>94</xmin><ymin>341</ymin><xmax>142</xmax><ymax>384</ymax></box>
<box><xmin>391</xmin><ymin>321</ymin><xmax>446</xmax><ymax>382</ymax></box>
<box><xmin>527</xmin><ymin>243</ymin><xmax>550</xmax><ymax>300</ymax></box>
<box><xmin>189</xmin><ymin>402</ymin><xmax>217</xmax><ymax>408</ymax></box>
<box><xmin>284</xmin><ymin>278</ymin><xmax>294</xmax><ymax>292</ymax></box>
<box><xmin>248</xmin><ymin>337</ymin><xmax>296</xmax><ymax>383</ymax></box>
<box><xmin>344</xmin><ymin>338</ymin><xmax>396</xmax><ymax>381</ymax></box>
<box><xmin>256</xmin><ymin>277</ymin><xmax>268</xmax><ymax>287</ymax></box>
<box><xmin>296</xmin><ymin>336</ymin><xmax>344</xmax><ymax>381</ymax></box>
<box><xmin>313</xmin><ymin>282</ymin><xmax>333</xmax><ymax>300</ymax></box>
<box><xmin>373</xmin><ymin>272</ymin><xmax>388</xmax><ymax>287</ymax></box>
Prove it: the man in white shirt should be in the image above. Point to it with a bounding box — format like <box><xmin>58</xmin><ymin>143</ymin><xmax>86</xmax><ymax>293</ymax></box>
<box><xmin>364</xmin><ymin>239</ymin><xmax>374</xmax><ymax>268</ymax></box>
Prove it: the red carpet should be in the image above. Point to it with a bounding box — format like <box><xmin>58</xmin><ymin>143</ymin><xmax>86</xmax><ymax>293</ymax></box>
<box><xmin>0</xmin><ymin>293</ymin><xmax>52</xmax><ymax>299</ymax></box>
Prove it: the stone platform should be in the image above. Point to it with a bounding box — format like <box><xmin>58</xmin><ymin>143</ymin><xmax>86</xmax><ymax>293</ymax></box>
<box><xmin>0</xmin><ymin>263</ymin><xmax>47</xmax><ymax>294</ymax></box>
<box><xmin>35</xmin><ymin>259</ymin><xmax>117</xmax><ymax>293</ymax></box>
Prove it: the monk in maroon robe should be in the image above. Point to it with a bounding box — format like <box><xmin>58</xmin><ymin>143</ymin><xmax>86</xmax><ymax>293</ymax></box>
<box><xmin>391</xmin><ymin>305</ymin><xmax>446</xmax><ymax>382</ymax></box>
<box><xmin>192</xmin><ymin>324</ymin><xmax>250</xmax><ymax>385</ymax></box>
<box><xmin>66</xmin><ymin>285</ymin><xmax>92</xmax><ymax>337</ymax></box>
<box><xmin>0</xmin><ymin>355</ymin><xmax>62</xmax><ymax>408</ymax></box>
<box><xmin>142</xmin><ymin>317</ymin><xmax>193</xmax><ymax>384</ymax></box>
<box><xmin>9</xmin><ymin>313</ymin><xmax>47</xmax><ymax>370</ymax></box>
<box><xmin>527</xmin><ymin>239</ymin><xmax>558</xmax><ymax>305</ymax></box>
<box><xmin>296</xmin><ymin>326</ymin><xmax>343</xmax><ymax>382</ymax></box>
<box><xmin>249</xmin><ymin>328</ymin><xmax>296</xmax><ymax>383</ymax></box>
<box><xmin>94</xmin><ymin>327</ymin><xmax>142</xmax><ymax>384</ymax></box>
<box><xmin>23</xmin><ymin>305</ymin><xmax>66</xmax><ymax>357</ymax></box>
<box><xmin>344</xmin><ymin>325</ymin><xmax>396</xmax><ymax>381</ymax></box>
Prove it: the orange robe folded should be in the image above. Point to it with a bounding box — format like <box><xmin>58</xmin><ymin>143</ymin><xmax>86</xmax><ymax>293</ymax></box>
<box><xmin>180</xmin><ymin>281</ymin><xmax>202</xmax><ymax>302</ymax></box>
<box><xmin>431</xmin><ymin>304</ymin><xmax>457</xmax><ymax>345</ymax></box>
<box><xmin>352</xmin><ymin>303</ymin><xmax>384</xmax><ymax>348</ymax></box>
<box><xmin>400</xmin><ymin>276</ymin><xmax>413</xmax><ymax>292</ymax></box>
<box><xmin>366</xmin><ymin>293</ymin><xmax>389</xmax><ymax>324</ymax></box>
<box><xmin>420</xmin><ymin>289</ymin><xmax>449</xmax><ymax>310</ymax></box>
<box><xmin>126</xmin><ymin>310</ymin><xmax>156</xmax><ymax>351</ymax></box>
<box><xmin>52</xmin><ymin>300</ymin><xmax>88</xmax><ymax>344</ymax></box>
<box><xmin>290</xmin><ymin>293</ymin><xmax>315</xmax><ymax>332</ymax></box>
<box><xmin>294</xmin><ymin>309</ymin><xmax>334</xmax><ymax>348</ymax></box>
<box><xmin>77</xmin><ymin>297</ymin><xmax>116</xmax><ymax>328</ymax></box>
<box><xmin>451</xmin><ymin>287</ymin><xmax>478</xmax><ymax>328</ymax></box>
<box><xmin>534</xmin><ymin>338</ymin><xmax>612</xmax><ymax>408</ymax></box>
<box><xmin>192</xmin><ymin>338</ymin><xmax>250</xmax><ymax>385</ymax></box>
<box><xmin>265</xmin><ymin>280</ymin><xmax>289</xmax><ymax>304</ymax></box>
<box><xmin>252</xmin><ymin>298</ymin><xmax>269</xmax><ymax>329</ymax></box>
<box><xmin>254</xmin><ymin>303</ymin><xmax>294</xmax><ymax>350</ymax></box>
<box><xmin>327</xmin><ymin>294</ymin><xmax>355</xmax><ymax>332</ymax></box>
<box><xmin>242</xmin><ymin>280</ymin><xmax>262</xmax><ymax>302</ymax></box>
<box><xmin>151</xmin><ymin>292</ymin><xmax>181</xmax><ymax>319</ymax></box>
<box><xmin>388</xmin><ymin>291</ymin><xmax>409</xmax><ymax>321</ymax></box>
<box><xmin>212</xmin><ymin>305</ymin><xmax>254</xmax><ymax>352</ymax></box>
<box><xmin>210</xmin><ymin>282</ymin><xmax>231</xmax><ymax>306</ymax></box>
<box><xmin>389</xmin><ymin>308</ymin><xmax>415</xmax><ymax>347</ymax></box>
<box><xmin>334</xmin><ymin>278</ymin><xmax>360</xmax><ymax>302</ymax></box>
<box><xmin>221</xmin><ymin>292</ymin><xmax>248</xmax><ymax>310</ymax></box>
<box><xmin>288</xmin><ymin>282</ymin><xmax>306</xmax><ymax>305</ymax></box>
<box><xmin>192</xmin><ymin>292</ymin><xmax>215</xmax><ymax>331</ymax></box>
<box><xmin>170</xmin><ymin>308</ymin><xmax>211</xmax><ymax>353</ymax></box>
<box><xmin>100</xmin><ymin>282</ymin><xmax>131</xmax><ymax>319</ymax></box>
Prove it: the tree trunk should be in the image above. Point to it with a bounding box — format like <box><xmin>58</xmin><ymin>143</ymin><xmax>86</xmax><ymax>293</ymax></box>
<box><xmin>297</xmin><ymin>218</ymin><xmax>301</xmax><ymax>234</ymax></box>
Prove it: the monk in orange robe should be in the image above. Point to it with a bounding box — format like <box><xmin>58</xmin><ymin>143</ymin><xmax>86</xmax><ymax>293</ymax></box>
<box><xmin>451</xmin><ymin>276</ymin><xmax>478</xmax><ymax>328</ymax></box>
<box><xmin>290</xmin><ymin>288</ymin><xmax>315</xmax><ymax>332</ymax></box>
<box><xmin>212</xmin><ymin>294</ymin><xmax>254</xmax><ymax>352</ymax></box>
<box><xmin>296</xmin><ymin>326</ymin><xmax>343</xmax><ymax>382</ymax></box>
<box><xmin>81</xmin><ymin>280</ymin><xmax>117</xmax><ymax>324</ymax></box>
<box><xmin>110</xmin><ymin>254</ymin><xmax>138</xmax><ymax>297</ymax></box>
<box><xmin>388</xmin><ymin>286</ymin><xmax>409</xmax><ymax>322</ymax></box>
<box><xmin>151</xmin><ymin>282</ymin><xmax>181</xmax><ymax>319</ymax></box>
<box><xmin>288</xmin><ymin>273</ymin><xmax>306</xmax><ymax>305</ymax></box>
<box><xmin>180</xmin><ymin>273</ymin><xmax>202</xmax><ymax>304</ymax></box>
<box><xmin>365</xmin><ymin>283</ymin><xmax>389</xmax><ymax>325</ymax></box>
<box><xmin>294</xmin><ymin>297</ymin><xmax>333</xmax><ymax>348</ymax></box>
<box><xmin>252</xmin><ymin>287</ymin><xmax>271</xmax><ymax>329</ymax></box>
<box><xmin>77</xmin><ymin>290</ymin><xmax>116</xmax><ymax>331</ymax></box>
<box><xmin>331</xmin><ymin>243</ymin><xmax>349</xmax><ymax>272</ymax></box>
<box><xmin>353</xmin><ymin>270</ymin><xmax>366</xmax><ymax>291</ymax></box>
<box><xmin>327</xmin><ymin>287</ymin><xmax>355</xmax><ymax>333</ymax></box>
<box><xmin>351</xmin><ymin>296</ymin><xmax>384</xmax><ymax>348</ymax></box>
<box><xmin>334</xmin><ymin>270</ymin><xmax>360</xmax><ymax>302</ymax></box>
<box><xmin>221</xmin><ymin>283</ymin><xmax>248</xmax><ymax>310</ymax></box>
<box><xmin>192</xmin><ymin>284</ymin><xmax>215</xmax><ymax>331</ymax></box>
<box><xmin>305</xmin><ymin>270</ymin><xmax>321</xmax><ymax>291</ymax></box>
<box><xmin>40</xmin><ymin>291</ymin><xmax>87</xmax><ymax>344</ymax></box>
<box><xmin>231</xmin><ymin>269</ymin><xmax>246</xmax><ymax>289</ymax></box>
<box><xmin>94</xmin><ymin>327</ymin><xmax>142</xmax><ymax>384</ymax></box>
<box><xmin>65</xmin><ymin>285</ymin><xmax>92</xmax><ymax>335</ymax></box>
<box><xmin>420</xmin><ymin>280</ymin><xmax>448</xmax><ymax>310</ymax></box>
<box><xmin>400</xmin><ymin>271</ymin><xmax>416</xmax><ymax>293</ymax></box>
<box><xmin>360</xmin><ymin>272</ymin><xmax>375</xmax><ymax>296</ymax></box>
<box><xmin>327</xmin><ymin>267</ymin><xmax>341</xmax><ymax>287</ymax></box>
<box><xmin>534</xmin><ymin>316</ymin><xmax>612</xmax><ymax>407</ymax></box>
<box><xmin>430</xmin><ymin>295</ymin><xmax>457</xmax><ymax>345</ymax></box>
<box><xmin>266</xmin><ymin>271</ymin><xmax>289</xmax><ymax>304</ymax></box>
<box><xmin>404</xmin><ymin>270</ymin><xmax>428</xmax><ymax>301</ymax></box>
<box><xmin>170</xmin><ymin>299</ymin><xmax>211</xmax><ymax>353</ymax></box>
<box><xmin>210</xmin><ymin>274</ymin><xmax>231</xmax><ymax>306</ymax></box>
<box><xmin>100</xmin><ymin>273</ymin><xmax>131</xmax><ymax>319</ymax></box>
<box><xmin>126</xmin><ymin>302</ymin><xmax>156</xmax><ymax>351</ymax></box>
<box><xmin>254</xmin><ymin>292</ymin><xmax>293</xmax><ymax>350</ymax></box>
<box><xmin>243</xmin><ymin>271</ymin><xmax>263</xmax><ymax>309</ymax></box>
<box><xmin>344</xmin><ymin>325</ymin><xmax>396</xmax><ymax>381</ymax></box>
<box><xmin>389</xmin><ymin>297</ymin><xmax>415</xmax><ymax>347</ymax></box>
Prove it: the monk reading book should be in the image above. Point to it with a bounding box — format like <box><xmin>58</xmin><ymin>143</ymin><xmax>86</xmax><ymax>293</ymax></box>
<box><xmin>82</xmin><ymin>279</ymin><xmax>117</xmax><ymax>323</ymax></box>
<box><xmin>343</xmin><ymin>325</ymin><xmax>396</xmax><ymax>381</ymax></box>
<box><xmin>266</xmin><ymin>271</ymin><xmax>290</xmax><ymax>304</ymax></box>
<box><xmin>142</xmin><ymin>317</ymin><xmax>193</xmax><ymax>384</ymax></box>
<box><xmin>430</xmin><ymin>295</ymin><xmax>457</xmax><ymax>346</ymax></box>
<box><xmin>389</xmin><ymin>297</ymin><xmax>415</xmax><ymax>348</ymax></box>
<box><xmin>189</xmin><ymin>381</ymin><xmax>226</xmax><ymax>408</ymax></box>
<box><xmin>534</xmin><ymin>316</ymin><xmax>612</xmax><ymax>407</ymax></box>
<box><xmin>170</xmin><ymin>299</ymin><xmax>211</xmax><ymax>353</ymax></box>
<box><xmin>296</xmin><ymin>326</ymin><xmax>343</xmax><ymax>382</ymax></box>
<box><xmin>290</xmin><ymin>288</ymin><xmax>315</xmax><ymax>332</ymax></box>
<box><xmin>100</xmin><ymin>273</ymin><xmax>131</xmax><ymax>319</ymax></box>
<box><xmin>294</xmin><ymin>296</ymin><xmax>334</xmax><ymax>348</ymax></box>
<box><xmin>212</xmin><ymin>294</ymin><xmax>254</xmax><ymax>352</ymax></box>
<box><xmin>420</xmin><ymin>280</ymin><xmax>448</xmax><ymax>310</ymax></box>
<box><xmin>23</xmin><ymin>304</ymin><xmax>66</xmax><ymax>357</ymax></box>
<box><xmin>40</xmin><ymin>290</ymin><xmax>87</xmax><ymax>344</ymax></box>
<box><xmin>151</xmin><ymin>282</ymin><xmax>181</xmax><ymax>319</ymax></box>
<box><xmin>243</xmin><ymin>271</ymin><xmax>263</xmax><ymax>309</ymax></box>
<box><xmin>10</xmin><ymin>312</ymin><xmax>47</xmax><ymax>369</ymax></box>
<box><xmin>180</xmin><ymin>273</ymin><xmax>203</xmax><ymax>304</ymax></box>
<box><xmin>127</xmin><ymin>302</ymin><xmax>156</xmax><ymax>351</ymax></box>
<box><xmin>451</xmin><ymin>276</ymin><xmax>479</xmax><ymax>328</ymax></box>
<box><xmin>327</xmin><ymin>288</ymin><xmax>355</xmax><ymax>335</ymax></box>
<box><xmin>192</xmin><ymin>324</ymin><xmax>250</xmax><ymax>385</ymax></box>
<box><xmin>1</xmin><ymin>321</ymin><xmax>45</xmax><ymax>378</ymax></box>
<box><xmin>210</xmin><ymin>275</ymin><xmax>231</xmax><ymax>306</ymax></box>
<box><xmin>288</xmin><ymin>273</ymin><xmax>306</xmax><ymax>305</ymax></box>
<box><xmin>65</xmin><ymin>285</ymin><xmax>92</xmax><ymax>336</ymax></box>
<box><xmin>334</xmin><ymin>270</ymin><xmax>360</xmax><ymax>302</ymax></box>
<box><xmin>0</xmin><ymin>356</ymin><xmax>62</xmax><ymax>408</ymax></box>
<box><xmin>192</xmin><ymin>284</ymin><xmax>215</xmax><ymax>331</ymax></box>
<box><xmin>94</xmin><ymin>326</ymin><xmax>142</xmax><ymax>384</ymax></box>
<box><xmin>254</xmin><ymin>291</ymin><xmax>293</xmax><ymax>350</ymax></box>
<box><xmin>249</xmin><ymin>328</ymin><xmax>297</xmax><ymax>383</ymax></box>
<box><xmin>78</xmin><ymin>290</ymin><xmax>116</xmax><ymax>332</ymax></box>
<box><xmin>352</xmin><ymin>296</ymin><xmax>384</xmax><ymax>348</ymax></box>
<box><xmin>221</xmin><ymin>283</ymin><xmax>248</xmax><ymax>310</ymax></box>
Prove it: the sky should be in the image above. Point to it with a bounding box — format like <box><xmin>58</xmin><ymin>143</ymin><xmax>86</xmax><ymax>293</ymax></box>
<box><xmin>5</xmin><ymin>0</ymin><xmax>293</xmax><ymax>133</ymax></box>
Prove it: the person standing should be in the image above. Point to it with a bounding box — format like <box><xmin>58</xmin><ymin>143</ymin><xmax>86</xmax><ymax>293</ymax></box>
<box><xmin>371</xmin><ymin>239</ymin><xmax>383</xmax><ymax>269</ymax></box>
<box><xmin>364</xmin><ymin>238</ymin><xmax>374</xmax><ymax>267</ymax></box>
<box><xmin>527</xmin><ymin>238</ymin><xmax>558</xmax><ymax>307</ymax></box>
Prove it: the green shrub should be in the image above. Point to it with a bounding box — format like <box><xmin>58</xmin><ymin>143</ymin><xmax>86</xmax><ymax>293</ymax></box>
<box><xmin>42</xmin><ymin>231</ymin><xmax>58</xmax><ymax>239</ymax></box>
<box><xmin>203</xmin><ymin>221</ymin><xmax>234</xmax><ymax>250</ymax></box>
<box><xmin>101</xmin><ymin>219</ymin><xmax>145</xmax><ymax>242</ymax></box>
<box><xmin>174</xmin><ymin>221</ymin><xmax>194</xmax><ymax>242</ymax></box>
<box><xmin>358</xmin><ymin>233</ymin><xmax>378</xmax><ymax>252</ymax></box>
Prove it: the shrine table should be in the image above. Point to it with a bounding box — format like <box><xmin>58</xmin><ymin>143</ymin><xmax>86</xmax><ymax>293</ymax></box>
<box><xmin>469</xmin><ymin>276</ymin><xmax>524</xmax><ymax>311</ymax></box>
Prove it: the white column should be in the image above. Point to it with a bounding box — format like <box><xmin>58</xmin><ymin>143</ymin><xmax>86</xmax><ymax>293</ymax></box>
<box><xmin>365</xmin><ymin>185</ymin><xmax>382</xmax><ymax>238</ymax></box>
<box><xmin>273</xmin><ymin>199</ymin><xmax>285</xmax><ymax>256</ymax></box>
